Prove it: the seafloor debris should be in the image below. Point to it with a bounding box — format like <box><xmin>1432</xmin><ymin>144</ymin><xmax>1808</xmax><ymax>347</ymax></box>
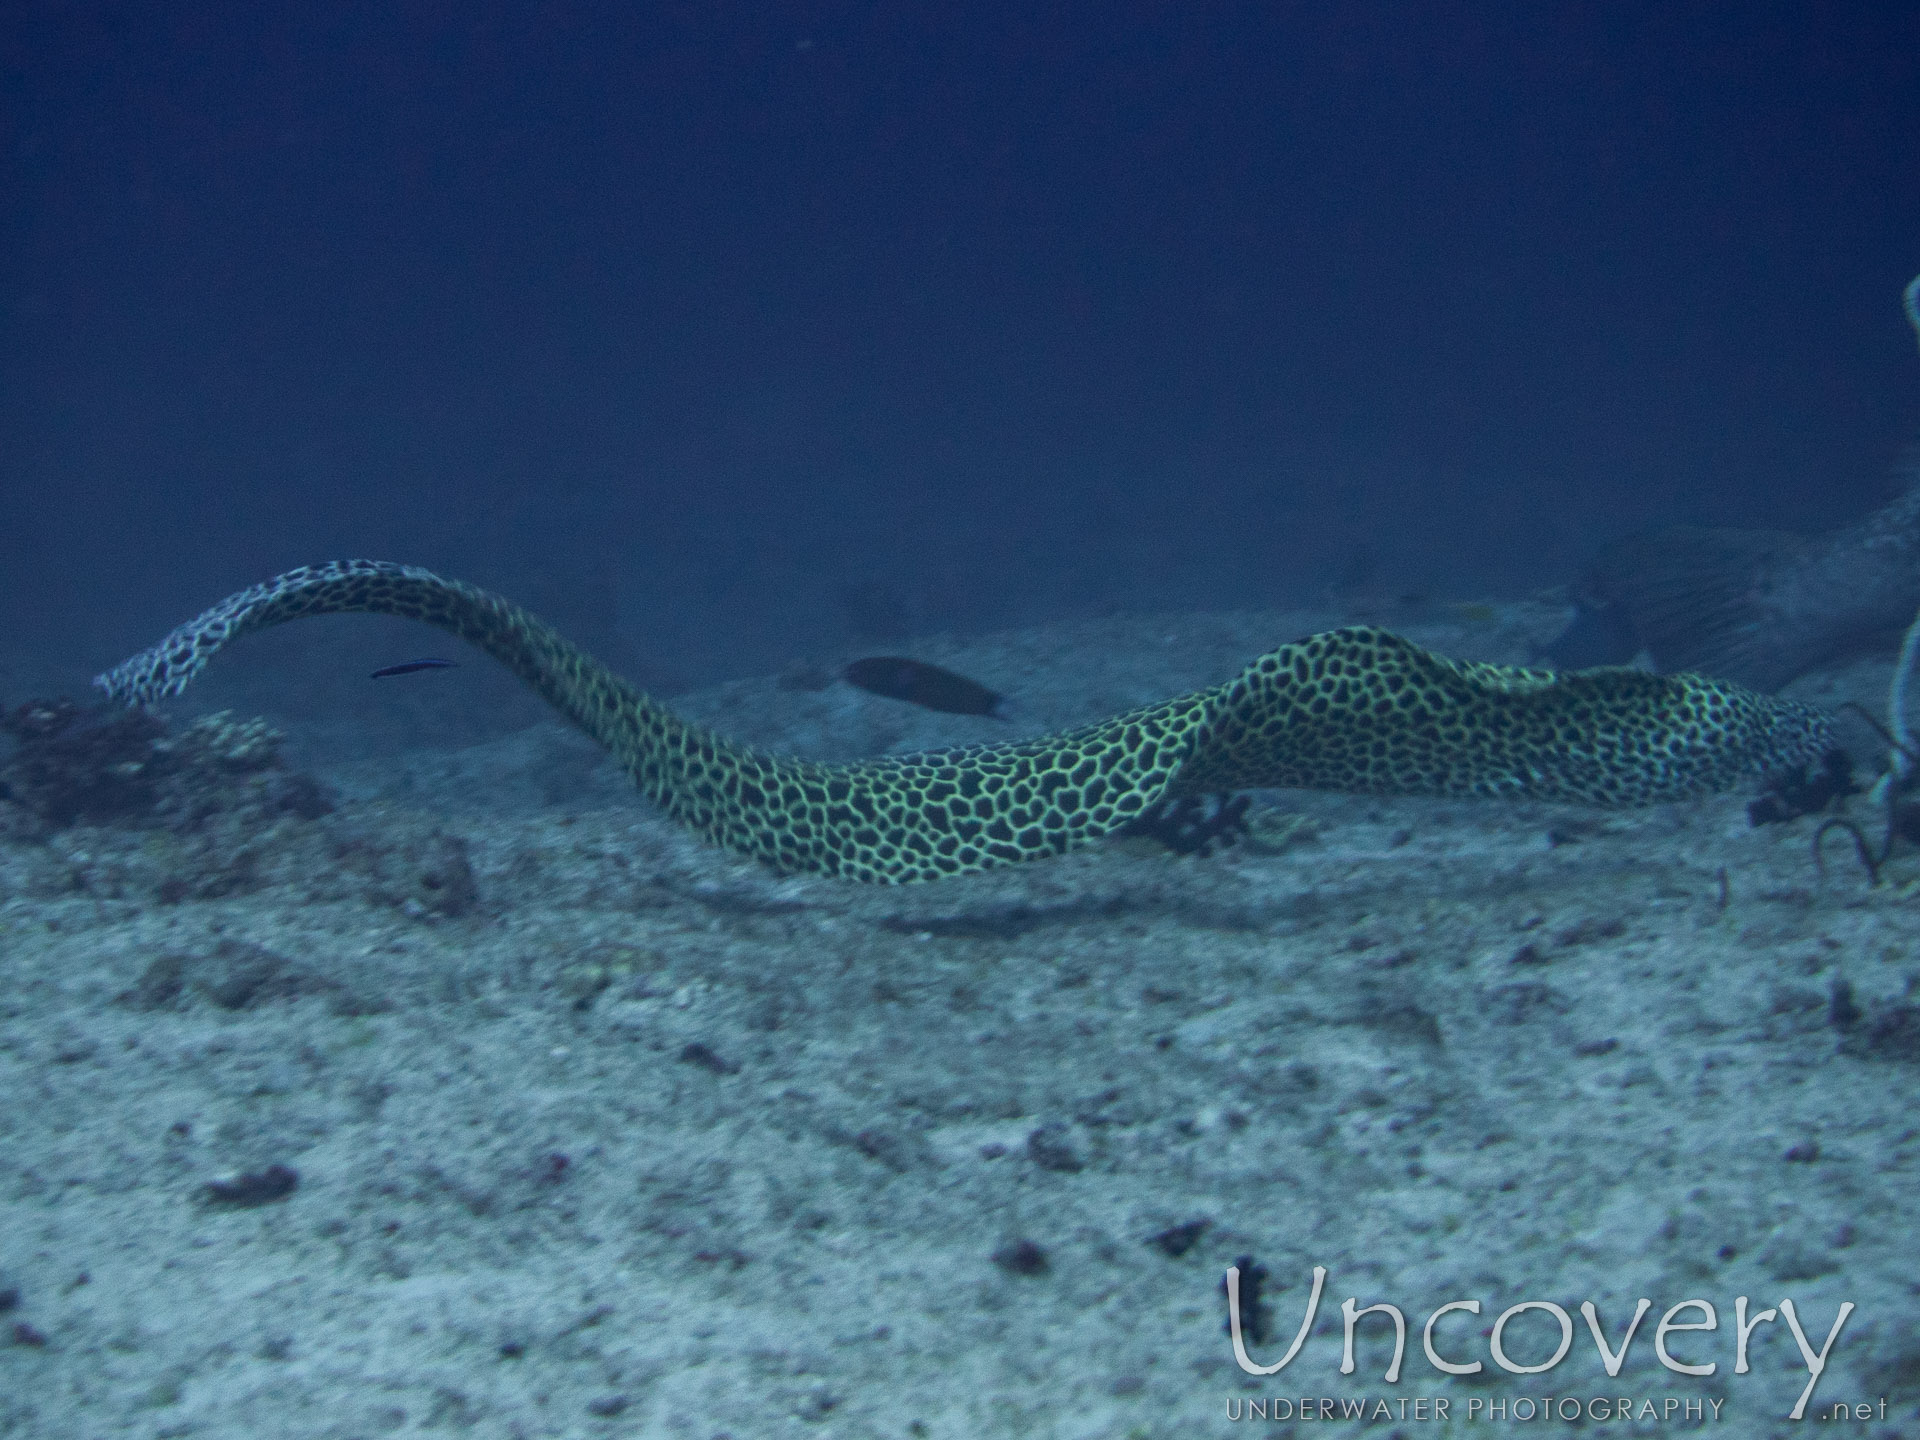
<box><xmin>0</xmin><ymin>698</ymin><xmax>166</xmax><ymax>828</ymax></box>
<box><xmin>1811</xmin><ymin>785</ymin><xmax>1920</xmax><ymax>886</ymax></box>
<box><xmin>1241</xmin><ymin>805</ymin><xmax>1319</xmax><ymax>854</ymax></box>
<box><xmin>1147</xmin><ymin>1219</ymin><xmax>1209</xmax><ymax>1257</ymax></box>
<box><xmin>0</xmin><ymin>699</ymin><xmax>331</xmax><ymax>838</ymax></box>
<box><xmin>990</xmin><ymin>1238</ymin><xmax>1050</xmax><ymax>1277</ymax></box>
<box><xmin>117</xmin><ymin>939</ymin><xmax>388</xmax><ymax>1016</ymax></box>
<box><xmin>1119</xmin><ymin>792</ymin><xmax>1250</xmax><ymax>856</ymax></box>
<box><xmin>204</xmin><ymin>1164</ymin><xmax>300</xmax><ymax>1207</ymax></box>
<box><xmin>1748</xmin><ymin>747</ymin><xmax>1856</xmax><ymax>827</ymax></box>
<box><xmin>677</xmin><ymin>1040</ymin><xmax>739</xmax><ymax>1075</ymax></box>
<box><xmin>408</xmin><ymin>832</ymin><xmax>478</xmax><ymax>918</ymax></box>
<box><xmin>0</xmin><ymin>699</ymin><xmax>353</xmax><ymax>907</ymax></box>
<box><xmin>1829</xmin><ymin>979</ymin><xmax>1920</xmax><ymax>1063</ymax></box>
<box><xmin>1024</xmin><ymin>1122</ymin><xmax>1084</xmax><ymax>1173</ymax></box>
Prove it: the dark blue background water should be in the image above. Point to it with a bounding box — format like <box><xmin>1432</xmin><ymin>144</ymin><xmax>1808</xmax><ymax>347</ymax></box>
<box><xmin>6</xmin><ymin>2</ymin><xmax>1918</xmax><ymax>693</ymax></box>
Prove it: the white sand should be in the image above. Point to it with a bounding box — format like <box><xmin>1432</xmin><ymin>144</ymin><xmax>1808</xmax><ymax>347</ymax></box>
<box><xmin>2</xmin><ymin>604</ymin><xmax>1914</xmax><ymax>1438</ymax></box>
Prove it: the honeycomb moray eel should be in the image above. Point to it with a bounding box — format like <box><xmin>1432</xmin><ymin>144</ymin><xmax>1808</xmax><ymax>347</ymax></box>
<box><xmin>95</xmin><ymin>560</ymin><xmax>1834</xmax><ymax>884</ymax></box>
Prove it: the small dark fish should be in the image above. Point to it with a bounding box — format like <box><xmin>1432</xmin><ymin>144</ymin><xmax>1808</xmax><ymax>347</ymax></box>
<box><xmin>370</xmin><ymin>657</ymin><xmax>458</xmax><ymax>679</ymax></box>
<box><xmin>842</xmin><ymin>656</ymin><xmax>1005</xmax><ymax>717</ymax></box>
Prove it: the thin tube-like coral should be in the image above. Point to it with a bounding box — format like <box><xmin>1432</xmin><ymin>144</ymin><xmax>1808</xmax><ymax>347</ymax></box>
<box><xmin>1889</xmin><ymin>608</ymin><xmax>1920</xmax><ymax>788</ymax></box>
<box><xmin>1875</xmin><ymin>276</ymin><xmax>1920</xmax><ymax>792</ymax></box>
<box><xmin>1893</xmin><ymin>275</ymin><xmax>1920</xmax><ymax>783</ymax></box>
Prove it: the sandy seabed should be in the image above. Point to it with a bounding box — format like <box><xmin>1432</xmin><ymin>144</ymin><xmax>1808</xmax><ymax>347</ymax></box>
<box><xmin>1</xmin><ymin>602</ymin><xmax>1915</xmax><ymax>1439</ymax></box>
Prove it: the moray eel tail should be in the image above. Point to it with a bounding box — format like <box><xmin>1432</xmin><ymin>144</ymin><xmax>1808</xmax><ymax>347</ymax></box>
<box><xmin>94</xmin><ymin>560</ymin><xmax>1834</xmax><ymax>883</ymax></box>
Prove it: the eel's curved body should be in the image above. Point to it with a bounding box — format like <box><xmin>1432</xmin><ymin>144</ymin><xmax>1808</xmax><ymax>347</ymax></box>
<box><xmin>95</xmin><ymin>560</ymin><xmax>1833</xmax><ymax>883</ymax></box>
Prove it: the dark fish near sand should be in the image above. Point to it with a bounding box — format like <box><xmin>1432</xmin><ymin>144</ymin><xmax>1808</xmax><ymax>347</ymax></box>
<box><xmin>842</xmin><ymin>657</ymin><xmax>1006</xmax><ymax>717</ymax></box>
<box><xmin>1565</xmin><ymin>477</ymin><xmax>1920</xmax><ymax>692</ymax></box>
<box><xmin>370</xmin><ymin>657</ymin><xmax>458</xmax><ymax>679</ymax></box>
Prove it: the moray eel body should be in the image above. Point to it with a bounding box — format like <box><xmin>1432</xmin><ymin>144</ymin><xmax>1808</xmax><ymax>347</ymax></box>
<box><xmin>94</xmin><ymin>560</ymin><xmax>1834</xmax><ymax>883</ymax></box>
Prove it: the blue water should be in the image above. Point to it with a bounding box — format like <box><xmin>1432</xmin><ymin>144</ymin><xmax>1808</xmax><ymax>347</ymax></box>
<box><xmin>5</xmin><ymin>4</ymin><xmax>1918</xmax><ymax>701</ymax></box>
<box><xmin>3</xmin><ymin>6</ymin><xmax>1919</xmax><ymax>1435</ymax></box>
